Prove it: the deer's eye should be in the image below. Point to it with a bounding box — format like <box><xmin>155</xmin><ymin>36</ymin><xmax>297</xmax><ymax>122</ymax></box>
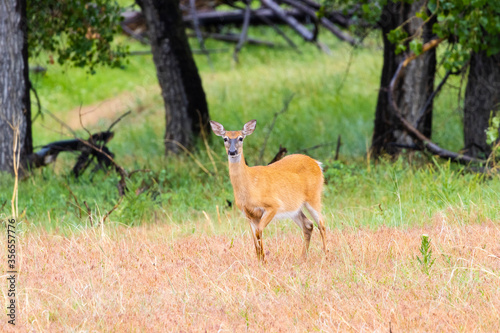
<box><xmin>238</xmin><ymin>137</ymin><xmax>243</xmax><ymax>142</ymax></box>
<box><xmin>223</xmin><ymin>137</ymin><xmax>228</xmax><ymax>142</ymax></box>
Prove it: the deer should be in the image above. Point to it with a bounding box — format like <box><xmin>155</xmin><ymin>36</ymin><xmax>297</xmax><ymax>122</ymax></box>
<box><xmin>210</xmin><ymin>119</ymin><xmax>327</xmax><ymax>262</ymax></box>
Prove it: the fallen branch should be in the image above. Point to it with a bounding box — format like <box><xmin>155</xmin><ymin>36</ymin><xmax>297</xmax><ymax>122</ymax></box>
<box><xmin>187</xmin><ymin>32</ymin><xmax>276</xmax><ymax>47</ymax></box>
<box><xmin>182</xmin><ymin>6</ymin><xmax>354</xmax><ymax>29</ymax></box>
<box><xmin>260</xmin><ymin>0</ymin><xmax>315</xmax><ymax>41</ymax></box>
<box><xmin>120</xmin><ymin>10</ymin><xmax>148</xmax><ymax>44</ymax></box>
<box><xmin>123</xmin><ymin>5</ymin><xmax>357</xmax><ymax>44</ymax></box>
<box><xmin>296</xmin><ymin>0</ymin><xmax>355</xmax><ymax>28</ymax></box>
<box><xmin>41</xmin><ymin>110</ymin><xmax>130</xmax><ymax>195</ymax></box>
<box><xmin>233</xmin><ymin>1</ymin><xmax>252</xmax><ymax>62</ymax></box>
<box><xmin>253</xmin><ymin>9</ymin><xmax>299</xmax><ymax>51</ymax></box>
<box><xmin>279</xmin><ymin>0</ymin><xmax>358</xmax><ymax>45</ymax></box>
<box><xmin>121</xmin><ymin>23</ymin><xmax>149</xmax><ymax>44</ymax></box>
<box><xmin>130</xmin><ymin>49</ymin><xmax>229</xmax><ymax>55</ymax></box>
<box><xmin>27</xmin><ymin>132</ymin><xmax>114</xmax><ymax>170</ymax></box>
<box><xmin>183</xmin><ymin>7</ymin><xmax>307</xmax><ymax>27</ymax></box>
<box><xmin>189</xmin><ymin>0</ymin><xmax>213</xmax><ymax>67</ymax></box>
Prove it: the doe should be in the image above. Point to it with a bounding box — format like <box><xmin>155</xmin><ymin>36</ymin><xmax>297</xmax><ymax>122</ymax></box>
<box><xmin>210</xmin><ymin>119</ymin><xmax>327</xmax><ymax>262</ymax></box>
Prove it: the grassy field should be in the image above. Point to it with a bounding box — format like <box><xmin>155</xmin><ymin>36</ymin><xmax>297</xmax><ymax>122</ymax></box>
<box><xmin>1</xmin><ymin>217</ymin><xmax>499</xmax><ymax>331</ymax></box>
<box><xmin>1</xmin><ymin>26</ymin><xmax>500</xmax><ymax>331</ymax></box>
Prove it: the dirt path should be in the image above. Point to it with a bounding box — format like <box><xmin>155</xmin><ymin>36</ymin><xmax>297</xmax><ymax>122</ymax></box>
<box><xmin>63</xmin><ymin>86</ymin><xmax>160</xmax><ymax>130</ymax></box>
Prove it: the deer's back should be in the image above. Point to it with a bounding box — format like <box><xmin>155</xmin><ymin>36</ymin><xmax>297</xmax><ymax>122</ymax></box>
<box><xmin>240</xmin><ymin>154</ymin><xmax>323</xmax><ymax>212</ymax></box>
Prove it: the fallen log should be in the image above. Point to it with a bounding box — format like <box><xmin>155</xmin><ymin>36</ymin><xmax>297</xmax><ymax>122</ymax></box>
<box><xmin>183</xmin><ymin>7</ymin><xmax>307</xmax><ymax>27</ymax></box>
<box><xmin>122</xmin><ymin>7</ymin><xmax>350</xmax><ymax>30</ymax></box>
<box><xmin>186</xmin><ymin>32</ymin><xmax>276</xmax><ymax>47</ymax></box>
<box><xmin>27</xmin><ymin>131</ymin><xmax>116</xmax><ymax>177</ymax></box>
<box><xmin>122</xmin><ymin>7</ymin><xmax>357</xmax><ymax>46</ymax></box>
<box><xmin>278</xmin><ymin>0</ymin><xmax>358</xmax><ymax>45</ymax></box>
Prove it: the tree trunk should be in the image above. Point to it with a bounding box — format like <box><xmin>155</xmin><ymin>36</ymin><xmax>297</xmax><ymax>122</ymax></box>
<box><xmin>0</xmin><ymin>0</ymin><xmax>31</xmax><ymax>174</ymax></box>
<box><xmin>137</xmin><ymin>0</ymin><xmax>210</xmax><ymax>154</ymax></box>
<box><xmin>371</xmin><ymin>0</ymin><xmax>436</xmax><ymax>156</ymax></box>
<box><xmin>463</xmin><ymin>51</ymin><xmax>500</xmax><ymax>158</ymax></box>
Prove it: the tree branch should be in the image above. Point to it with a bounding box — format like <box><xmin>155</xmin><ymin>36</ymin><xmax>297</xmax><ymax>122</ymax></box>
<box><xmin>279</xmin><ymin>0</ymin><xmax>358</xmax><ymax>45</ymax></box>
<box><xmin>189</xmin><ymin>0</ymin><xmax>213</xmax><ymax>68</ymax></box>
<box><xmin>258</xmin><ymin>94</ymin><xmax>294</xmax><ymax>164</ymax></box>
<box><xmin>388</xmin><ymin>39</ymin><xmax>486</xmax><ymax>165</ymax></box>
<box><xmin>234</xmin><ymin>1</ymin><xmax>252</xmax><ymax>62</ymax></box>
<box><xmin>260</xmin><ymin>0</ymin><xmax>315</xmax><ymax>41</ymax></box>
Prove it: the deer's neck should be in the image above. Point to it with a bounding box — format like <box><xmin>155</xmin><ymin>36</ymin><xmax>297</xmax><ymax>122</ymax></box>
<box><xmin>228</xmin><ymin>153</ymin><xmax>251</xmax><ymax>201</ymax></box>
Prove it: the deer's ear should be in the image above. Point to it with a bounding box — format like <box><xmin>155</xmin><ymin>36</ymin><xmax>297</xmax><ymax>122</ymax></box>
<box><xmin>242</xmin><ymin>119</ymin><xmax>256</xmax><ymax>136</ymax></box>
<box><xmin>210</xmin><ymin>121</ymin><xmax>226</xmax><ymax>137</ymax></box>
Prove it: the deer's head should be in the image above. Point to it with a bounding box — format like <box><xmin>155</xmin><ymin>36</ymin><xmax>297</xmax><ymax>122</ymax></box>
<box><xmin>210</xmin><ymin>119</ymin><xmax>256</xmax><ymax>163</ymax></box>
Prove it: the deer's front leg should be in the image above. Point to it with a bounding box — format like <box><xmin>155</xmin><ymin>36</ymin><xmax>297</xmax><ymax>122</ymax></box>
<box><xmin>247</xmin><ymin>219</ymin><xmax>261</xmax><ymax>258</ymax></box>
<box><xmin>256</xmin><ymin>209</ymin><xmax>277</xmax><ymax>262</ymax></box>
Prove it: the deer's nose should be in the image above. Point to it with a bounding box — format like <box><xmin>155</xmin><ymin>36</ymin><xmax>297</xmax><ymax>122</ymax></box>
<box><xmin>228</xmin><ymin>139</ymin><xmax>238</xmax><ymax>155</ymax></box>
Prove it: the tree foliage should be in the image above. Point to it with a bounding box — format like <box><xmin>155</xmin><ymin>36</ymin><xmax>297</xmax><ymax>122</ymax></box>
<box><xmin>388</xmin><ymin>0</ymin><xmax>500</xmax><ymax>70</ymax></box>
<box><xmin>27</xmin><ymin>0</ymin><xmax>127</xmax><ymax>73</ymax></box>
<box><xmin>325</xmin><ymin>0</ymin><xmax>500</xmax><ymax>71</ymax></box>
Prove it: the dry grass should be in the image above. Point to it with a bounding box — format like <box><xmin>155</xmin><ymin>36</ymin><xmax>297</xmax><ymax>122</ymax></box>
<box><xmin>2</xmin><ymin>214</ymin><xmax>500</xmax><ymax>332</ymax></box>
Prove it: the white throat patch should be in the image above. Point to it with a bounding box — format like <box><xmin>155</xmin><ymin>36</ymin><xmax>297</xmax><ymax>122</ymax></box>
<box><xmin>228</xmin><ymin>155</ymin><xmax>241</xmax><ymax>163</ymax></box>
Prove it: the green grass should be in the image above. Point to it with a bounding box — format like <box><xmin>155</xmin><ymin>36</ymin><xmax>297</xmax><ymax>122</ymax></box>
<box><xmin>2</xmin><ymin>27</ymin><xmax>499</xmax><ymax>232</ymax></box>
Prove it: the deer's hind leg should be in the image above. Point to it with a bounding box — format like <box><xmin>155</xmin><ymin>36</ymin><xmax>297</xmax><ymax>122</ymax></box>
<box><xmin>292</xmin><ymin>210</ymin><xmax>314</xmax><ymax>260</ymax></box>
<box><xmin>305</xmin><ymin>202</ymin><xmax>327</xmax><ymax>254</ymax></box>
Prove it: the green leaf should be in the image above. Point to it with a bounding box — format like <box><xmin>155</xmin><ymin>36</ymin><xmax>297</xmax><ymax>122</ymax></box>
<box><xmin>427</xmin><ymin>0</ymin><xmax>437</xmax><ymax>13</ymax></box>
<box><xmin>409</xmin><ymin>39</ymin><xmax>424</xmax><ymax>55</ymax></box>
<box><xmin>416</xmin><ymin>8</ymin><xmax>429</xmax><ymax>21</ymax></box>
<box><xmin>395</xmin><ymin>44</ymin><xmax>407</xmax><ymax>55</ymax></box>
<box><xmin>362</xmin><ymin>3</ymin><xmax>370</xmax><ymax>14</ymax></box>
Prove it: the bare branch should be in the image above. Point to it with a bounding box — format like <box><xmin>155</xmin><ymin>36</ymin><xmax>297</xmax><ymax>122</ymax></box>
<box><xmin>130</xmin><ymin>48</ymin><xmax>229</xmax><ymax>55</ymax></box>
<box><xmin>234</xmin><ymin>1</ymin><xmax>252</xmax><ymax>62</ymax></box>
<box><xmin>415</xmin><ymin>70</ymin><xmax>451</xmax><ymax>129</ymax></box>
<box><xmin>44</xmin><ymin>110</ymin><xmax>129</xmax><ymax>195</ymax></box>
<box><xmin>121</xmin><ymin>23</ymin><xmax>149</xmax><ymax>44</ymax></box>
<box><xmin>279</xmin><ymin>0</ymin><xmax>358</xmax><ymax>45</ymax></box>
<box><xmin>29</xmin><ymin>81</ymin><xmax>43</xmax><ymax>122</ymax></box>
<box><xmin>261</xmin><ymin>0</ymin><xmax>315</xmax><ymax>41</ymax></box>
<box><xmin>107</xmin><ymin>110</ymin><xmax>132</xmax><ymax>132</ymax></box>
<box><xmin>258</xmin><ymin>94</ymin><xmax>294</xmax><ymax>164</ymax></box>
<box><xmin>253</xmin><ymin>9</ymin><xmax>300</xmax><ymax>51</ymax></box>
<box><xmin>189</xmin><ymin>0</ymin><xmax>213</xmax><ymax>68</ymax></box>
